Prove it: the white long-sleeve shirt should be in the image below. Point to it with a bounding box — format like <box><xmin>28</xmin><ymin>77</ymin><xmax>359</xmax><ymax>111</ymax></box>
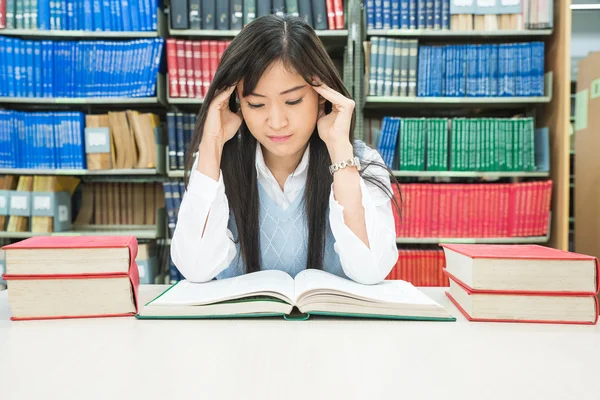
<box><xmin>170</xmin><ymin>141</ymin><xmax>399</xmax><ymax>285</ymax></box>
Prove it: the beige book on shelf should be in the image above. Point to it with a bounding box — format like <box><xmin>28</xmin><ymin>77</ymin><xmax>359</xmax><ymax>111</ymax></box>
<box><xmin>102</xmin><ymin>183</ymin><xmax>110</xmax><ymax>225</ymax></box>
<box><xmin>133</xmin><ymin>184</ymin><xmax>145</xmax><ymax>225</ymax></box>
<box><xmin>155</xmin><ymin>182</ymin><xmax>166</xmax><ymax>211</ymax></box>
<box><xmin>0</xmin><ymin>176</ymin><xmax>18</xmax><ymax>231</ymax></box>
<box><xmin>127</xmin><ymin>111</ymin><xmax>150</xmax><ymax>169</ymax></box>
<box><xmin>109</xmin><ymin>183</ymin><xmax>117</xmax><ymax>225</ymax></box>
<box><xmin>85</xmin><ymin>115</ymin><xmax>113</xmax><ymax>170</ymax></box>
<box><xmin>108</xmin><ymin>112</ymin><xmax>136</xmax><ymax>169</ymax></box>
<box><xmin>31</xmin><ymin>176</ymin><xmax>57</xmax><ymax>233</ymax></box>
<box><xmin>74</xmin><ymin>185</ymin><xmax>94</xmax><ymax>225</ymax></box>
<box><xmin>127</xmin><ymin>183</ymin><xmax>135</xmax><ymax>225</ymax></box>
<box><xmin>7</xmin><ymin>176</ymin><xmax>34</xmax><ymax>232</ymax></box>
<box><xmin>144</xmin><ymin>183</ymin><xmax>156</xmax><ymax>225</ymax></box>
<box><xmin>363</xmin><ymin>40</ymin><xmax>371</xmax><ymax>96</ymax></box>
<box><xmin>118</xmin><ymin>183</ymin><xmax>126</xmax><ymax>225</ymax></box>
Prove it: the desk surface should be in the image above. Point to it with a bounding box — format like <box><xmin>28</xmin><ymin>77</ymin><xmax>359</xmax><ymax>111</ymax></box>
<box><xmin>0</xmin><ymin>285</ymin><xmax>599</xmax><ymax>400</ymax></box>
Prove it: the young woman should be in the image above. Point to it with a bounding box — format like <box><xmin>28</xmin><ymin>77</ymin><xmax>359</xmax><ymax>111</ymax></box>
<box><xmin>171</xmin><ymin>15</ymin><xmax>401</xmax><ymax>285</ymax></box>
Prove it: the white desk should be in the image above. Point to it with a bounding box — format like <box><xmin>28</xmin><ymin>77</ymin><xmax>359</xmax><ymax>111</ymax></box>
<box><xmin>0</xmin><ymin>285</ymin><xmax>599</xmax><ymax>400</ymax></box>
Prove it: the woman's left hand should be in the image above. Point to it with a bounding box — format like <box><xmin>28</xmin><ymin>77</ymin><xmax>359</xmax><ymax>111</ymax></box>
<box><xmin>312</xmin><ymin>78</ymin><xmax>355</xmax><ymax>148</ymax></box>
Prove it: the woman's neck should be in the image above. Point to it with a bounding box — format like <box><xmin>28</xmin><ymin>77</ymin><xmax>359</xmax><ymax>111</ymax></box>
<box><xmin>261</xmin><ymin>143</ymin><xmax>307</xmax><ymax>191</ymax></box>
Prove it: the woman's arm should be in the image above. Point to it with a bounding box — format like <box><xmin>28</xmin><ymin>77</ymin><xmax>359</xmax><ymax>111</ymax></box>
<box><xmin>170</xmin><ymin>149</ymin><xmax>238</xmax><ymax>283</ymax></box>
<box><xmin>327</xmin><ymin>144</ymin><xmax>398</xmax><ymax>285</ymax></box>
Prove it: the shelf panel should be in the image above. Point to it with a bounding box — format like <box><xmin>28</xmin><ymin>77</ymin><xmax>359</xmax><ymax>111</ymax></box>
<box><xmin>365</xmin><ymin>95</ymin><xmax>552</xmax><ymax>108</ymax></box>
<box><xmin>167</xmin><ymin>170</ymin><xmax>185</xmax><ymax>178</ymax></box>
<box><xmin>0</xmin><ymin>168</ymin><xmax>160</xmax><ymax>176</ymax></box>
<box><xmin>366</xmin><ymin>29</ymin><xmax>553</xmax><ymax>38</ymax></box>
<box><xmin>392</xmin><ymin>171</ymin><xmax>551</xmax><ymax>178</ymax></box>
<box><xmin>0</xmin><ymin>29</ymin><xmax>160</xmax><ymax>38</ymax></box>
<box><xmin>0</xmin><ymin>96</ymin><xmax>163</xmax><ymax>105</ymax></box>
<box><xmin>0</xmin><ymin>227</ymin><xmax>161</xmax><ymax>239</ymax></box>
<box><xmin>167</xmin><ymin>96</ymin><xmax>204</xmax><ymax>105</ymax></box>
<box><xmin>168</xmin><ymin>29</ymin><xmax>348</xmax><ymax>38</ymax></box>
<box><xmin>396</xmin><ymin>236</ymin><xmax>549</xmax><ymax>244</ymax></box>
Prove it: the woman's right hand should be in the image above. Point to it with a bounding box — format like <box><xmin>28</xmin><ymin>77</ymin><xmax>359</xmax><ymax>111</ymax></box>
<box><xmin>201</xmin><ymin>85</ymin><xmax>243</xmax><ymax>148</ymax></box>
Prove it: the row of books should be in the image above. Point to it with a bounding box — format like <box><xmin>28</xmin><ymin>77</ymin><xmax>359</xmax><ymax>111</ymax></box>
<box><xmin>163</xmin><ymin>180</ymin><xmax>184</xmax><ymax>238</ymax></box>
<box><xmin>417</xmin><ymin>42</ymin><xmax>545</xmax><ymax>97</ymax></box>
<box><xmin>0</xmin><ymin>0</ymin><xmax>158</xmax><ymax>31</ymax></box>
<box><xmin>376</xmin><ymin>116</ymin><xmax>540</xmax><ymax>172</ymax></box>
<box><xmin>0</xmin><ymin>175</ymin><xmax>80</xmax><ymax>233</ymax></box>
<box><xmin>0</xmin><ymin>37</ymin><xmax>164</xmax><ymax>98</ymax></box>
<box><xmin>166</xmin><ymin>39</ymin><xmax>229</xmax><ymax>99</ymax></box>
<box><xmin>451</xmin><ymin>0</ymin><xmax>553</xmax><ymax>30</ymax></box>
<box><xmin>385</xmin><ymin>249</ymin><xmax>448</xmax><ymax>287</ymax></box>
<box><xmin>0</xmin><ymin>110</ymin><xmax>86</xmax><ymax>169</ymax></box>
<box><xmin>85</xmin><ymin>111</ymin><xmax>160</xmax><ymax>170</ymax></box>
<box><xmin>391</xmin><ymin>181</ymin><xmax>553</xmax><ymax>238</ymax></box>
<box><xmin>0</xmin><ymin>109</ymin><xmax>160</xmax><ymax>171</ymax></box>
<box><xmin>74</xmin><ymin>182</ymin><xmax>165</xmax><ymax>226</ymax></box>
<box><xmin>167</xmin><ymin>113</ymin><xmax>195</xmax><ymax>170</ymax></box>
<box><xmin>366</xmin><ymin>38</ymin><xmax>545</xmax><ymax>98</ymax></box>
<box><xmin>366</xmin><ymin>0</ymin><xmax>450</xmax><ymax>30</ymax></box>
<box><xmin>170</xmin><ymin>0</ymin><xmax>345</xmax><ymax>31</ymax></box>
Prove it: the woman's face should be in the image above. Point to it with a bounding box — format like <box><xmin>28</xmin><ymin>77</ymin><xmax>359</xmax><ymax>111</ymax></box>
<box><xmin>237</xmin><ymin>61</ymin><xmax>321</xmax><ymax>160</ymax></box>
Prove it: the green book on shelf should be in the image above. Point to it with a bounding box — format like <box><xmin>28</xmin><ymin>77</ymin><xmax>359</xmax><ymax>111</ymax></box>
<box><xmin>523</xmin><ymin>118</ymin><xmax>536</xmax><ymax>171</ymax></box>
<box><xmin>506</xmin><ymin>120</ymin><xmax>514</xmax><ymax>172</ymax></box>
<box><xmin>136</xmin><ymin>269</ymin><xmax>456</xmax><ymax>321</ymax></box>
<box><xmin>440</xmin><ymin>119</ymin><xmax>448</xmax><ymax>171</ymax></box>
<box><xmin>416</xmin><ymin>119</ymin><xmax>426</xmax><ymax>171</ymax></box>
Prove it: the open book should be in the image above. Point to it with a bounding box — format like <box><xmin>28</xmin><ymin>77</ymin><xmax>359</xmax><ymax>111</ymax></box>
<box><xmin>137</xmin><ymin>269</ymin><xmax>455</xmax><ymax>321</ymax></box>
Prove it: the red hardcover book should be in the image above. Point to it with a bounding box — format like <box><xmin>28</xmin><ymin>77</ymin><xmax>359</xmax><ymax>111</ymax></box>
<box><xmin>217</xmin><ymin>41</ymin><xmax>227</xmax><ymax>62</ymax></box>
<box><xmin>332</xmin><ymin>0</ymin><xmax>344</xmax><ymax>29</ymax></box>
<box><xmin>2</xmin><ymin>236</ymin><xmax>140</xmax><ymax>321</ymax></box>
<box><xmin>325</xmin><ymin>0</ymin><xmax>336</xmax><ymax>29</ymax></box>
<box><xmin>166</xmin><ymin>39</ymin><xmax>179</xmax><ymax>98</ymax></box>
<box><xmin>209</xmin><ymin>41</ymin><xmax>219</xmax><ymax>87</ymax></box>
<box><xmin>445</xmin><ymin>271</ymin><xmax>599</xmax><ymax>325</ymax></box>
<box><xmin>0</xmin><ymin>0</ymin><xmax>5</xmax><ymax>29</ymax></box>
<box><xmin>184</xmin><ymin>41</ymin><xmax>195</xmax><ymax>98</ymax></box>
<box><xmin>200</xmin><ymin>41</ymin><xmax>210</xmax><ymax>97</ymax></box>
<box><xmin>192</xmin><ymin>41</ymin><xmax>203</xmax><ymax>99</ymax></box>
<box><xmin>175</xmin><ymin>40</ymin><xmax>188</xmax><ymax>97</ymax></box>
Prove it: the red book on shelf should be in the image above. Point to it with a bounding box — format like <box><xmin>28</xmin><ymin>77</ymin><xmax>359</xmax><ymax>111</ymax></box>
<box><xmin>192</xmin><ymin>41</ymin><xmax>203</xmax><ymax>99</ymax></box>
<box><xmin>209</xmin><ymin>41</ymin><xmax>219</xmax><ymax>87</ymax></box>
<box><xmin>166</xmin><ymin>39</ymin><xmax>179</xmax><ymax>98</ymax></box>
<box><xmin>2</xmin><ymin>236</ymin><xmax>140</xmax><ymax>321</ymax></box>
<box><xmin>200</xmin><ymin>41</ymin><xmax>210</xmax><ymax>97</ymax></box>
<box><xmin>332</xmin><ymin>0</ymin><xmax>344</xmax><ymax>29</ymax></box>
<box><xmin>445</xmin><ymin>271</ymin><xmax>599</xmax><ymax>325</ymax></box>
<box><xmin>325</xmin><ymin>0</ymin><xmax>336</xmax><ymax>29</ymax></box>
<box><xmin>0</xmin><ymin>0</ymin><xmax>5</xmax><ymax>29</ymax></box>
<box><xmin>184</xmin><ymin>41</ymin><xmax>196</xmax><ymax>98</ymax></box>
<box><xmin>175</xmin><ymin>40</ymin><xmax>188</xmax><ymax>98</ymax></box>
<box><xmin>217</xmin><ymin>41</ymin><xmax>228</xmax><ymax>62</ymax></box>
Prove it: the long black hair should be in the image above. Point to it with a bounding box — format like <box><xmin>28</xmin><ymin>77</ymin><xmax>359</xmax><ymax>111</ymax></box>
<box><xmin>185</xmin><ymin>14</ymin><xmax>401</xmax><ymax>274</ymax></box>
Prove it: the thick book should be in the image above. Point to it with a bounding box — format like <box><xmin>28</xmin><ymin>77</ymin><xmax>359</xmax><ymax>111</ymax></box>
<box><xmin>445</xmin><ymin>272</ymin><xmax>599</xmax><ymax>325</ymax></box>
<box><xmin>137</xmin><ymin>269</ymin><xmax>456</xmax><ymax>321</ymax></box>
<box><xmin>2</xmin><ymin>236</ymin><xmax>139</xmax><ymax>321</ymax></box>
<box><xmin>440</xmin><ymin>243</ymin><xmax>600</xmax><ymax>294</ymax></box>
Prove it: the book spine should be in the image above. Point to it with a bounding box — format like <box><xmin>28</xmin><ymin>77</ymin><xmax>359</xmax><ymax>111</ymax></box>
<box><xmin>189</xmin><ymin>0</ymin><xmax>201</xmax><ymax>29</ymax></box>
<box><xmin>332</xmin><ymin>0</ymin><xmax>343</xmax><ymax>29</ymax></box>
<box><xmin>325</xmin><ymin>0</ymin><xmax>335</xmax><ymax>29</ymax></box>
<box><xmin>298</xmin><ymin>0</ymin><xmax>312</xmax><ymax>26</ymax></box>
<box><xmin>184</xmin><ymin>40</ymin><xmax>195</xmax><ymax>98</ymax></box>
<box><xmin>170</xmin><ymin>0</ymin><xmax>189</xmax><ymax>29</ymax></box>
<box><xmin>312</xmin><ymin>0</ymin><xmax>327</xmax><ymax>30</ymax></box>
<box><xmin>231</xmin><ymin>0</ymin><xmax>243</xmax><ymax>29</ymax></box>
<box><xmin>257</xmin><ymin>0</ymin><xmax>271</xmax><ymax>18</ymax></box>
<box><xmin>202</xmin><ymin>0</ymin><xmax>215</xmax><ymax>29</ymax></box>
<box><xmin>216</xmin><ymin>0</ymin><xmax>229</xmax><ymax>30</ymax></box>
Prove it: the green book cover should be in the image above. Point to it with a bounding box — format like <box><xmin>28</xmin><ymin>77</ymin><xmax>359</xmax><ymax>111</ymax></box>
<box><xmin>426</xmin><ymin>120</ymin><xmax>433</xmax><ymax>171</ymax></box>
<box><xmin>490</xmin><ymin>119</ymin><xmax>498</xmax><ymax>171</ymax></box>
<box><xmin>450</xmin><ymin>119</ymin><xmax>458</xmax><ymax>171</ymax></box>
<box><xmin>441</xmin><ymin>119</ymin><xmax>449</xmax><ymax>170</ymax></box>
<box><xmin>418</xmin><ymin>119</ymin><xmax>426</xmax><ymax>171</ymax></box>
<box><xmin>515</xmin><ymin>119</ymin><xmax>525</xmax><ymax>171</ymax></box>
<box><xmin>523</xmin><ymin>118</ymin><xmax>536</xmax><ymax>171</ymax></box>
<box><xmin>499</xmin><ymin>119</ymin><xmax>507</xmax><ymax>171</ymax></box>
<box><xmin>243</xmin><ymin>0</ymin><xmax>257</xmax><ymax>26</ymax></box>
<box><xmin>15</xmin><ymin>0</ymin><xmax>24</xmax><ymax>29</ymax></box>
<box><xmin>23</xmin><ymin>0</ymin><xmax>31</xmax><ymax>29</ymax></box>
<box><xmin>6</xmin><ymin>0</ymin><xmax>16</xmax><ymax>29</ymax></box>
<box><xmin>30</xmin><ymin>0</ymin><xmax>38</xmax><ymax>29</ymax></box>
<box><xmin>483</xmin><ymin>118</ymin><xmax>489</xmax><ymax>171</ymax></box>
<box><xmin>506</xmin><ymin>120</ymin><xmax>513</xmax><ymax>171</ymax></box>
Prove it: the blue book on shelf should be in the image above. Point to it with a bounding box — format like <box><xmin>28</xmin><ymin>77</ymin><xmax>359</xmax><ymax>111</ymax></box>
<box><xmin>417</xmin><ymin>45</ymin><xmax>426</xmax><ymax>96</ymax></box>
<box><xmin>400</xmin><ymin>0</ymin><xmax>409</xmax><ymax>28</ymax></box>
<box><xmin>532</xmin><ymin>41</ymin><xmax>544</xmax><ymax>96</ymax></box>
<box><xmin>151</xmin><ymin>0</ymin><xmax>157</xmax><ymax>30</ymax></box>
<box><xmin>367</xmin><ymin>0</ymin><xmax>375</xmax><ymax>29</ymax></box>
<box><xmin>144</xmin><ymin>0</ymin><xmax>153</xmax><ymax>31</ymax></box>
<box><xmin>534</xmin><ymin>127</ymin><xmax>549</xmax><ymax>172</ymax></box>
<box><xmin>25</xmin><ymin>41</ymin><xmax>34</xmax><ymax>98</ymax></box>
<box><xmin>490</xmin><ymin>44</ymin><xmax>498</xmax><ymax>96</ymax></box>
<box><xmin>433</xmin><ymin>0</ymin><xmax>441</xmax><ymax>29</ymax></box>
<box><xmin>0</xmin><ymin>38</ymin><xmax>5</xmax><ymax>97</ymax></box>
<box><xmin>83</xmin><ymin>0</ymin><xmax>93</xmax><ymax>30</ymax></box>
<box><xmin>93</xmin><ymin>0</ymin><xmax>103</xmax><ymax>30</ymax></box>
<box><xmin>121</xmin><ymin>0</ymin><xmax>131</xmax><ymax>31</ymax></box>
<box><xmin>391</xmin><ymin>0</ymin><xmax>400</xmax><ymax>28</ymax></box>
<box><xmin>129</xmin><ymin>0</ymin><xmax>140</xmax><ymax>31</ymax></box>
<box><xmin>39</xmin><ymin>0</ymin><xmax>50</xmax><ymax>29</ymax></box>
<box><xmin>442</xmin><ymin>0</ymin><xmax>449</xmax><ymax>29</ymax></box>
<box><xmin>417</xmin><ymin>0</ymin><xmax>425</xmax><ymax>28</ymax></box>
<box><xmin>33</xmin><ymin>42</ymin><xmax>42</xmax><ymax>97</ymax></box>
<box><xmin>374</xmin><ymin>0</ymin><xmax>383</xmax><ymax>29</ymax></box>
<box><xmin>408</xmin><ymin>0</ymin><xmax>416</xmax><ymax>29</ymax></box>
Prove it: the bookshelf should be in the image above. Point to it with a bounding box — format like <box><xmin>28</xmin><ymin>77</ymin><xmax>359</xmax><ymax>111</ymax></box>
<box><xmin>354</xmin><ymin>0</ymin><xmax>569</xmax><ymax>249</ymax></box>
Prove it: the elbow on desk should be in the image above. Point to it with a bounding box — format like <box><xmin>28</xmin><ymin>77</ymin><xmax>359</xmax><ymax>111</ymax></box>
<box><xmin>169</xmin><ymin>241</ymin><xmax>218</xmax><ymax>284</ymax></box>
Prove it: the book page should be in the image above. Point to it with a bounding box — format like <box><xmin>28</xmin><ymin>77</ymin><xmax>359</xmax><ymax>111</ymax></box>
<box><xmin>150</xmin><ymin>270</ymin><xmax>295</xmax><ymax>306</ymax></box>
<box><xmin>294</xmin><ymin>269</ymin><xmax>440</xmax><ymax>306</ymax></box>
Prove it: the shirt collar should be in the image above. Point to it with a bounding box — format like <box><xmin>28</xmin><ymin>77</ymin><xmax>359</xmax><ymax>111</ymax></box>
<box><xmin>255</xmin><ymin>142</ymin><xmax>310</xmax><ymax>180</ymax></box>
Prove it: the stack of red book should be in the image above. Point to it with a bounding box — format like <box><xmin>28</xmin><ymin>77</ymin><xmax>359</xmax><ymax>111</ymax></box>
<box><xmin>1</xmin><ymin>236</ymin><xmax>140</xmax><ymax>321</ymax></box>
<box><xmin>441</xmin><ymin>244</ymin><xmax>599</xmax><ymax>325</ymax></box>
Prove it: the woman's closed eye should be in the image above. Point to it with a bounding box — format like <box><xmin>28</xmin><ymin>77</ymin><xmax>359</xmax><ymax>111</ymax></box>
<box><xmin>246</xmin><ymin>98</ymin><xmax>304</xmax><ymax>109</ymax></box>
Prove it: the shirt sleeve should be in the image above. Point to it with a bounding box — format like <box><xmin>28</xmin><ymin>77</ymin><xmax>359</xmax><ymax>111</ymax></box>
<box><xmin>328</xmin><ymin>145</ymin><xmax>398</xmax><ymax>285</ymax></box>
<box><xmin>170</xmin><ymin>156</ymin><xmax>238</xmax><ymax>283</ymax></box>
